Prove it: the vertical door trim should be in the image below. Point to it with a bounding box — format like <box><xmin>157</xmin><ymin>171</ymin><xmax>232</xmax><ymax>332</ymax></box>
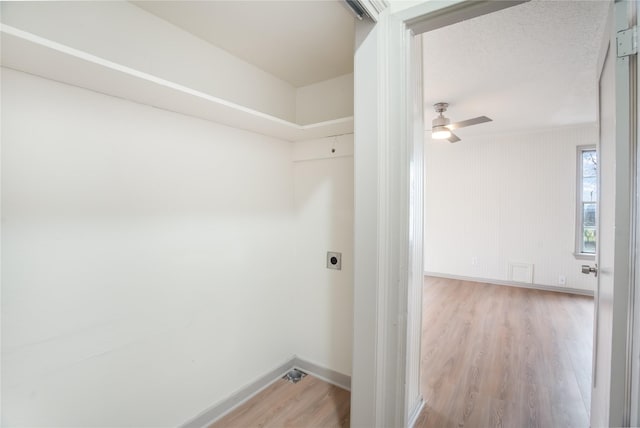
<box><xmin>404</xmin><ymin>26</ymin><xmax>425</xmax><ymax>428</ymax></box>
<box><xmin>612</xmin><ymin>1</ymin><xmax>637</xmax><ymax>426</ymax></box>
<box><xmin>633</xmin><ymin>2</ymin><xmax>640</xmax><ymax>421</ymax></box>
<box><xmin>625</xmin><ymin>0</ymin><xmax>640</xmax><ymax>424</ymax></box>
<box><xmin>633</xmin><ymin>48</ymin><xmax>640</xmax><ymax>425</ymax></box>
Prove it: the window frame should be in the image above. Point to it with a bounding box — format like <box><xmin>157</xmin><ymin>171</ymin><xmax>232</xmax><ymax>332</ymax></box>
<box><xmin>575</xmin><ymin>144</ymin><xmax>597</xmax><ymax>260</ymax></box>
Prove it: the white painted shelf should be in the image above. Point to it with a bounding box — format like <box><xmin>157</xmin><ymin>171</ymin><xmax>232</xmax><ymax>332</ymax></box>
<box><xmin>0</xmin><ymin>25</ymin><xmax>353</xmax><ymax>142</ymax></box>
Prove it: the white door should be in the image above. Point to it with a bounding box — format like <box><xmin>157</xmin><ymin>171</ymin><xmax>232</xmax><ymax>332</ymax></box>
<box><xmin>591</xmin><ymin>6</ymin><xmax>614</xmax><ymax>424</ymax></box>
<box><xmin>589</xmin><ymin>1</ymin><xmax>637</xmax><ymax>426</ymax></box>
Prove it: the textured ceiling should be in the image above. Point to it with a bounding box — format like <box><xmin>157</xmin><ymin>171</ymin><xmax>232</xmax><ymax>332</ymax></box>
<box><xmin>423</xmin><ymin>0</ymin><xmax>610</xmax><ymax>137</ymax></box>
<box><xmin>132</xmin><ymin>0</ymin><xmax>355</xmax><ymax>88</ymax></box>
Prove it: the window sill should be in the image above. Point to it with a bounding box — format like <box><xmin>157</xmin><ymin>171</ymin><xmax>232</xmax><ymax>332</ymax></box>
<box><xmin>574</xmin><ymin>252</ymin><xmax>596</xmax><ymax>261</ymax></box>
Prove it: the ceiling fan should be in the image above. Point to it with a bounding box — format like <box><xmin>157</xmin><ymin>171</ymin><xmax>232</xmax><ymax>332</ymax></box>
<box><xmin>431</xmin><ymin>102</ymin><xmax>492</xmax><ymax>143</ymax></box>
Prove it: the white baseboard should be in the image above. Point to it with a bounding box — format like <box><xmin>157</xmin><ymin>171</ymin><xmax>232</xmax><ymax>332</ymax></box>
<box><xmin>180</xmin><ymin>356</ymin><xmax>351</xmax><ymax>428</ymax></box>
<box><xmin>292</xmin><ymin>356</ymin><xmax>351</xmax><ymax>391</ymax></box>
<box><xmin>180</xmin><ymin>358</ymin><xmax>294</xmax><ymax>428</ymax></box>
<box><xmin>424</xmin><ymin>272</ymin><xmax>594</xmax><ymax>297</ymax></box>
<box><xmin>408</xmin><ymin>396</ymin><xmax>425</xmax><ymax>428</ymax></box>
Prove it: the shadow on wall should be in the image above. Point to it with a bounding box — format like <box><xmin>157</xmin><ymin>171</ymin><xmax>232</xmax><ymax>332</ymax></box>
<box><xmin>292</xmin><ymin>134</ymin><xmax>354</xmax><ymax>378</ymax></box>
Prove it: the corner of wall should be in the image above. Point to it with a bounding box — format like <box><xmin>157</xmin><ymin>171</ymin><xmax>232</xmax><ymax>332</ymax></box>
<box><xmin>295</xmin><ymin>73</ymin><xmax>354</xmax><ymax>125</ymax></box>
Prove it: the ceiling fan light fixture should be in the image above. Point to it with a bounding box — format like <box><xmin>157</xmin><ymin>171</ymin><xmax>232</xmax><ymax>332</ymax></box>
<box><xmin>432</xmin><ymin>125</ymin><xmax>452</xmax><ymax>139</ymax></box>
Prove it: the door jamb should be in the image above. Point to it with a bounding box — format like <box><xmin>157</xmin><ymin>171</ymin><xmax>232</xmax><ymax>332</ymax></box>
<box><xmin>625</xmin><ymin>0</ymin><xmax>640</xmax><ymax>423</ymax></box>
<box><xmin>613</xmin><ymin>1</ymin><xmax>638</xmax><ymax>426</ymax></box>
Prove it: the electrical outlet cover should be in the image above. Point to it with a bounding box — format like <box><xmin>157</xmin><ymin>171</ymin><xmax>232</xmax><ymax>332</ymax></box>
<box><xmin>327</xmin><ymin>252</ymin><xmax>342</xmax><ymax>270</ymax></box>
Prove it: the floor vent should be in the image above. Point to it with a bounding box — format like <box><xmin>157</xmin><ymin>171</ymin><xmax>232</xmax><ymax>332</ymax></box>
<box><xmin>283</xmin><ymin>369</ymin><xmax>307</xmax><ymax>384</ymax></box>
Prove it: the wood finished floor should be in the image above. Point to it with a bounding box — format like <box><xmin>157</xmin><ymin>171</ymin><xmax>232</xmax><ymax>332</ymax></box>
<box><xmin>209</xmin><ymin>375</ymin><xmax>350</xmax><ymax>428</ymax></box>
<box><xmin>209</xmin><ymin>277</ymin><xmax>592</xmax><ymax>427</ymax></box>
<box><xmin>414</xmin><ymin>277</ymin><xmax>594</xmax><ymax>428</ymax></box>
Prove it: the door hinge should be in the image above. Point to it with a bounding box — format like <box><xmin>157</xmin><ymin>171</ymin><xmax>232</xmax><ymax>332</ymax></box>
<box><xmin>617</xmin><ymin>26</ymin><xmax>638</xmax><ymax>57</ymax></box>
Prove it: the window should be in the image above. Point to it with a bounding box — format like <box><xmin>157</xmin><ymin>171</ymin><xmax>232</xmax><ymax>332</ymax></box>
<box><xmin>576</xmin><ymin>146</ymin><xmax>597</xmax><ymax>256</ymax></box>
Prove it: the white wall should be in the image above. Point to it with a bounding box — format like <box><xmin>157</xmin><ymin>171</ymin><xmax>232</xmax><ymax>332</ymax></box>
<box><xmin>424</xmin><ymin>125</ymin><xmax>598</xmax><ymax>291</ymax></box>
<box><xmin>1</xmin><ymin>69</ymin><xmax>297</xmax><ymax>427</ymax></box>
<box><xmin>0</xmin><ymin>1</ymin><xmax>297</xmax><ymax>122</ymax></box>
<box><xmin>291</xmin><ymin>135</ymin><xmax>354</xmax><ymax>375</ymax></box>
<box><xmin>295</xmin><ymin>74</ymin><xmax>354</xmax><ymax>125</ymax></box>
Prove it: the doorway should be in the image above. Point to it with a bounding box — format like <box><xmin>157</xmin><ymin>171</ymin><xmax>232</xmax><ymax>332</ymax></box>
<box><xmin>418</xmin><ymin>2</ymin><xmax>607</xmax><ymax>425</ymax></box>
<box><xmin>351</xmin><ymin>1</ymin><xmax>638</xmax><ymax>427</ymax></box>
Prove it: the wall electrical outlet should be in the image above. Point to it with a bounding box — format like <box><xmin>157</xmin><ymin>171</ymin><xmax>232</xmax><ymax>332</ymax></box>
<box><xmin>471</xmin><ymin>256</ymin><xmax>478</xmax><ymax>266</ymax></box>
<box><xmin>327</xmin><ymin>252</ymin><xmax>342</xmax><ymax>270</ymax></box>
<box><xmin>558</xmin><ymin>275</ymin><xmax>566</xmax><ymax>285</ymax></box>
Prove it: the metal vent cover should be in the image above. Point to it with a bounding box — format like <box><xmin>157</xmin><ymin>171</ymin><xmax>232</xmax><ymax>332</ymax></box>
<box><xmin>283</xmin><ymin>368</ymin><xmax>307</xmax><ymax>384</ymax></box>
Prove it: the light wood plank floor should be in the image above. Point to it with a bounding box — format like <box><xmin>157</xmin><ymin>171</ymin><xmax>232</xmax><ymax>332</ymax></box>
<box><xmin>414</xmin><ymin>277</ymin><xmax>594</xmax><ymax>428</ymax></box>
<box><xmin>209</xmin><ymin>375</ymin><xmax>350</xmax><ymax>428</ymax></box>
<box><xmin>210</xmin><ymin>277</ymin><xmax>592</xmax><ymax>428</ymax></box>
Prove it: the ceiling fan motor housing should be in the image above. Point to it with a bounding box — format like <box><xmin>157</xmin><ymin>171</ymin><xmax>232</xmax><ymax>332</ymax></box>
<box><xmin>432</xmin><ymin>115</ymin><xmax>450</xmax><ymax>128</ymax></box>
<box><xmin>432</xmin><ymin>102</ymin><xmax>450</xmax><ymax>128</ymax></box>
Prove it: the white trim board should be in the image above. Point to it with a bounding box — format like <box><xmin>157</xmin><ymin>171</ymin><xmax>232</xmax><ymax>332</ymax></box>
<box><xmin>407</xmin><ymin>398</ymin><xmax>425</xmax><ymax>428</ymax></box>
<box><xmin>424</xmin><ymin>272</ymin><xmax>594</xmax><ymax>297</ymax></box>
<box><xmin>179</xmin><ymin>356</ymin><xmax>350</xmax><ymax>428</ymax></box>
<box><xmin>292</xmin><ymin>356</ymin><xmax>351</xmax><ymax>391</ymax></box>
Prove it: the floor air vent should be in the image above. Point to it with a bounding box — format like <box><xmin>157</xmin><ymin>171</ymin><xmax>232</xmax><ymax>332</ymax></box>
<box><xmin>283</xmin><ymin>369</ymin><xmax>307</xmax><ymax>384</ymax></box>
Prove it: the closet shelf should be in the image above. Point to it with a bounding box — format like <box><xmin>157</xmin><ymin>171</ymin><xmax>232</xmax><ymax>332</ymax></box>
<box><xmin>0</xmin><ymin>25</ymin><xmax>354</xmax><ymax>142</ymax></box>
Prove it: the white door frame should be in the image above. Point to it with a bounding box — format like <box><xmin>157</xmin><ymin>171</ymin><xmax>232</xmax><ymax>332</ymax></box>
<box><xmin>633</xmin><ymin>1</ymin><xmax>640</xmax><ymax>423</ymax></box>
<box><xmin>623</xmin><ymin>2</ymin><xmax>640</xmax><ymax>426</ymax></box>
<box><xmin>351</xmin><ymin>2</ymin><xmax>528</xmax><ymax>427</ymax></box>
<box><xmin>611</xmin><ymin>0</ymin><xmax>638</xmax><ymax>426</ymax></box>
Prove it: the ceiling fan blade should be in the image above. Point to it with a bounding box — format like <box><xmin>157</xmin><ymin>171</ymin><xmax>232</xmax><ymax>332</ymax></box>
<box><xmin>447</xmin><ymin>116</ymin><xmax>492</xmax><ymax>130</ymax></box>
<box><xmin>447</xmin><ymin>133</ymin><xmax>461</xmax><ymax>143</ymax></box>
